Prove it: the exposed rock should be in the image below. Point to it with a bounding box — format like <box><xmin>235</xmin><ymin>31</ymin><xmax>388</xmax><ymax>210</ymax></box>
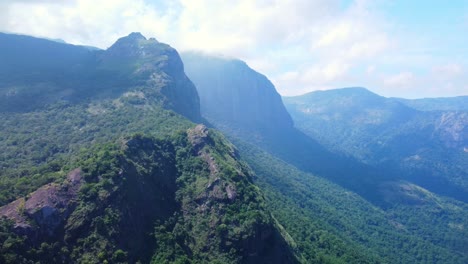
<box><xmin>187</xmin><ymin>124</ymin><xmax>210</xmax><ymax>153</ymax></box>
<box><xmin>226</xmin><ymin>184</ymin><xmax>237</xmax><ymax>201</ymax></box>
<box><xmin>0</xmin><ymin>168</ymin><xmax>83</xmax><ymax>237</ymax></box>
<box><xmin>379</xmin><ymin>181</ymin><xmax>438</xmax><ymax>206</ymax></box>
<box><xmin>188</xmin><ymin>125</ymin><xmax>240</xmax><ymax>207</ymax></box>
<box><xmin>435</xmin><ymin>112</ymin><xmax>468</xmax><ymax>148</ymax></box>
<box><xmin>188</xmin><ymin>125</ymin><xmax>220</xmax><ymax>177</ymax></box>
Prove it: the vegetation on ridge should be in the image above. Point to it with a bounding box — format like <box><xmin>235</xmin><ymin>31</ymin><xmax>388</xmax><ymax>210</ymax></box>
<box><xmin>0</xmin><ymin>33</ymin><xmax>298</xmax><ymax>263</ymax></box>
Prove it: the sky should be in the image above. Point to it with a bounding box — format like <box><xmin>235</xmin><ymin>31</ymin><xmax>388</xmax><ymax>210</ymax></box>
<box><xmin>0</xmin><ymin>0</ymin><xmax>467</xmax><ymax>98</ymax></box>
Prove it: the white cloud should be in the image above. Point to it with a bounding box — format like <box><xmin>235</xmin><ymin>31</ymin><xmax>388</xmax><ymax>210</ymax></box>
<box><xmin>303</xmin><ymin>61</ymin><xmax>351</xmax><ymax>82</ymax></box>
<box><xmin>376</xmin><ymin>64</ymin><xmax>467</xmax><ymax>98</ymax></box>
<box><xmin>432</xmin><ymin>63</ymin><xmax>463</xmax><ymax>78</ymax></box>
<box><xmin>273</xmin><ymin>60</ymin><xmax>352</xmax><ymax>95</ymax></box>
<box><xmin>384</xmin><ymin>72</ymin><xmax>415</xmax><ymax>88</ymax></box>
<box><xmin>1</xmin><ymin>0</ymin><xmax>173</xmax><ymax>47</ymax></box>
<box><xmin>366</xmin><ymin>65</ymin><xmax>376</xmax><ymax>75</ymax></box>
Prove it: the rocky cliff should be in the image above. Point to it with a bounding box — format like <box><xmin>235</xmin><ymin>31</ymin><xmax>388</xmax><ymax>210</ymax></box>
<box><xmin>181</xmin><ymin>52</ymin><xmax>292</xmax><ymax>134</ymax></box>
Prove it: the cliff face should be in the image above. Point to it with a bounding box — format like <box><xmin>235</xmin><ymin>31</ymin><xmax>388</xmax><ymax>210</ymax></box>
<box><xmin>181</xmin><ymin>52</ymin><xmax>293</xmax><ymax>134</ymax></box>
<box><xmin>0</xmin><ymin>169</ymin><xmax>83</xmax><ymax>238</ymax></box>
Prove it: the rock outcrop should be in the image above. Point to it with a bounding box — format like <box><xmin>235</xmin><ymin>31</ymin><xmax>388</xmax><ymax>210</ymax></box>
<box><xmin>0</xmin><ymin>169</ymin><xmax>83</xmax><ymax>239</ymax></box>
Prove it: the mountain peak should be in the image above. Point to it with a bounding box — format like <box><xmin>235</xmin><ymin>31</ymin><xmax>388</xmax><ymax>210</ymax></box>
<box><xmin>105</xmin><ymin>32</ymin><xmax>164</xmax><ymax>58</ymax></box>
<box><xmin>127</xmin><ymin>32</ymin><xmax>146</xmax><ymax>40</ymax></box>
<box><xmin>108</xmin><ymin>32</ymin><xmax>147</xmax><ymax>50</ymax></box>
<box><xmin>99</xmin><ymin>34</ymin><xmax>201</xmax><ymax>121</ymax></box>
<box><xmin>285</xmin><ymin>87</ymin><xmax>385</xmax><ymax>108</ymax></box>
<box><xmin>114</xmin><ymin>32</ymin><xmax>148</xmax><ymax>44</ymax></box>
<box><xmin>299</xmin><ymin>87</ymin><xmax>378</xmax><ymax>98</ymax></box>
<box><xmin>334</xmin><ymin>87</ymin><xmax>378</xmax><ymax>96</ymax></box>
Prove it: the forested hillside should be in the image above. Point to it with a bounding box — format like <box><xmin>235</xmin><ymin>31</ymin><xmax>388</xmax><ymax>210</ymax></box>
<box><xmin>0</xmin><ymin>33</ymin><xmax>299</xmax><ymax>263</ymax></box>
<box><xmin>235</xmin><ymin>138</ymin><xmax>468</xmax><ymax>264</ymax></box>
<box><xmin>182</xmin><ymin>54</ymin><xmax>468</xmax><ymax>264</ymax></box>
<box><xmin>283</xmin><ymin>88</ymin><xmax>468</xmax><ymax>202</ymax></box>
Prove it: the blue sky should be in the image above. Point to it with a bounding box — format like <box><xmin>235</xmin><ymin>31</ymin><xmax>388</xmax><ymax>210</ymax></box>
<box><xmin>0</xmin><ymin>0</ymin><xmax>467</xmax><ymax>98</ymax></box>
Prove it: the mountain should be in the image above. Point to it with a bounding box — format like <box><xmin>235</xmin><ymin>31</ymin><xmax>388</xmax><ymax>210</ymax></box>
<box><xmin>0</xmin><ymin>32</ymin><xmax>201</xmax><ymax>121</ymax></box>
<box><xmin>182</xmin><ymin>56</ymin><xmax>468</xmax><ymax>263</ymax></box>
<box><xmin>235</xmin><ymin>138</ymin><xmax>468</xmax><ymax>264</ymax></box>
<box><xmin>283</xmin><ymin>87</ymin><xmax>468</xmax><ymax>202</ymax></box>
<box><xmin>181</xmin><ymin>52</ymin><xmax>293</xmax><ymax>137</ymax></box>
<box><xmin>2</xmin><ymin>32</ymin><xmax>467</xmax><ymax>263</ymax></box>
<box><xmin>0</xmin><ymin>33</ymin><xmax>299</xmax><ymax>263</ymax></box>
<box><xmin>0</xmin><ymin>130</ymin><xmax>298</xmax><ymax>263</ymax></box>
<box><xmin>182</xmin><ymin>53</ymin><xmax>397</xmax><ymax>204</ymax></box>
<box><xmin>283</xmin><ymin>87</ymin><xmax>420</xmax><ymax>161</ymax></box>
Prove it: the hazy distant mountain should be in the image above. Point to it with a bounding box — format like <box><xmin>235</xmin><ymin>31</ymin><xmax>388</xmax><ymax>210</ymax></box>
<box><xmin>0</xmin><ymin>33</ymin><xmax>299</xmax><ymax>263</ymax></box>
<box><xmin>181</xmin><ymin>52</ymin><xmax>293</xmax><ymax>137</ymax></box>
<box><xmin>284</xmin><ymin>87</ymin><xmax>468</xmax><ymax>202</ymax></box>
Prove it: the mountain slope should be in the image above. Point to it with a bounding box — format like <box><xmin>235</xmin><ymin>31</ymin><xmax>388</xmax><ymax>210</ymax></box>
<box><xmin>182</xmin><ymin>55</ymin><xmax>468</xmax><ymax>263</ymax></box>
<box><xmin>0</xmin><ymin>131</ymin><xmax>300</xmax><ymax>263</ymax></box>
<box><xmin>0</xmin><ymin>32</ymin><xmax>201</xmax><ymax>121</ymax></box>
<box><xmin>0</xmin><ymin>32</ymin><xmax>203</xmax><ymax>204</ymax></box>
<box><xmin>283</xmin><ymin>87</ymin><xmax>468</xmax><ymax>202</ymax></box>
<box><xmin>182</xmin><ymin>53</ymin><xmax>397</xmax><ymax>204</ymax></box>
<box><xmin>283</xmin><ymin>87</ymin><xmax>421</xmax><ymax>162</ymax></box>
<box><xmin>0</xmin><ymin>33</ymin><xmax>299</xmax><ymax>263</ymax></box>
<box><xmin>234</xmin><ymin>138</ymin><xmax>468</xmax><ymax>264</ymax></box>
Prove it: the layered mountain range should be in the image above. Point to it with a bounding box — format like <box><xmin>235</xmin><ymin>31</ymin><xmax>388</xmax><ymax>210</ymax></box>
<box><xmin>283</xmin><ymin>88</ymin><xmax>468</xmax><ymax>202</ymax></box>
<box><xmin>182</xmin><ymin>53</ymin><xmax>468</xmax><ymax>263</ymax></box>
<box><xmin>0</xmin><ymin>33</ymin><xmax>467</xmax><ymax>263</ymax></box>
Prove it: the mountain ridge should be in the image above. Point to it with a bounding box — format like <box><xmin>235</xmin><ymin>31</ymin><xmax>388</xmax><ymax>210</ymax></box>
<box><xmin>0</xmin><ymin>32</ymin><xmax>300</xmax><ymax>263</ymax></box>
<box><xmin>283</xmin><ymin>87</ymin><xmax>468</xmax><ymax>202</ymax></box>
<box><xmin>0</xmin><ymin>32</ymin><xmax>201</xmax><ymax>121</ymax></box>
